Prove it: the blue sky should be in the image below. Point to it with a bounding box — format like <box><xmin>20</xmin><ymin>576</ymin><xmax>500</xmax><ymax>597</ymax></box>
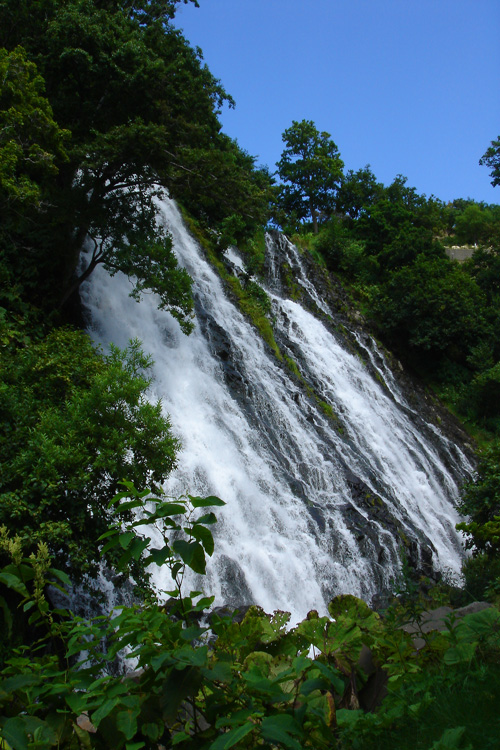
<box><xmin>174</xmin><ymin>0</ymin><xmax>500</xmax><ymax>205</ymax></box>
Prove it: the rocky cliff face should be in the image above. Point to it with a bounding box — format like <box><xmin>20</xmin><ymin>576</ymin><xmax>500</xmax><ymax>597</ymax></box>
<box><xmin>215</xmin><ymin>230</ymin><xmax>475</xmax><ymax>597</ymax></box>
<box><xmin>83</xmin><ymin>200</ymin><xmax>475</xmax><ymax>618</ymax></box>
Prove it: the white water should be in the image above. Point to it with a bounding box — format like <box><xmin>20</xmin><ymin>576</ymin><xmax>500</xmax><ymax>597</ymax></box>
<box><xmin>81</xmin><ymin>198</ymin><xmax>471</xmax><ymax>621</ymax></box>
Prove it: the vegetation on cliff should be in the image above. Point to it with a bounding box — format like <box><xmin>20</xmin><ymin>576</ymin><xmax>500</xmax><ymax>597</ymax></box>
<box><xmin>1</xmin><ymin>0</ymin><xmax>500</xmax><ymax>746</ymax></box>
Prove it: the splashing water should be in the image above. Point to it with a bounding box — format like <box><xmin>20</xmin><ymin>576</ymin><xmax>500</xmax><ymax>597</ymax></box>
<box><xmin>81</xmin><ymin>197</ymin><xmax>472</xmax><ymax>621</ymax></box>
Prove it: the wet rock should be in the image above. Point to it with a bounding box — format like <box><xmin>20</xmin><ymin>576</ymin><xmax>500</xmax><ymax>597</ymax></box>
<box><xmin>217</xmin><ymin>555</ymin><xmax>253</xmax><ymax>609</ymax></box>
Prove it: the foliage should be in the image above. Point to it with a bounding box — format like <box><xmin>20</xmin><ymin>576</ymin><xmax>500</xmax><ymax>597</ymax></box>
<box><xmin>1</xmin><ymin>484</ymin><xmax>500</xmax><ymax>750</ymax></box>
<box><xmin>454</xmin><ymin>204</ymin><xmax>494</xmax><ymax>246</ymax></box>
<box><xmin>335</xmin><ymin>165</ymin><xmax>384</xmax><ymax>220</ymax></box>
<box><xmin>479</xmin><ymin>135</ymin><xmax>500</xmax><ymax>188</ymax></box>
<box><xmin>275</xmin><ymin>120</ymin><xmax>344</xmax><ymax>235</ymax></box>
<box><xmin>457</xmin><ymin>442</ymin><xmax>500</xmax><ymax>557</ymax></box>
<box><xmin>367</xmin><ymin>255</ymin><xmax>487</xmax><ymax>355</ymax></box>
<box><xmin>353</xmin><ymin>175</ymin><xmax>445</xmax><ymax>276</ymax></box>
<box><xmin>0</xmin><ymin>326</ymin><xmax>179</xmax><ymax>582</ymax></box>
<box><xmin>0</xmin><ymin>46</ymin><xmax>68</xmax><ymax>210</ymax></box>
<box><xmin>0</xmin><ymin>0</ymin><xmax>271</xmax><ymax>313</ymax></box>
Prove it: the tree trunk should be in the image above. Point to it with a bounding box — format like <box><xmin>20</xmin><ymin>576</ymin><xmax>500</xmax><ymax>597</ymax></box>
<box><xmin>310</xmin><ymin>200</ymin><xmax>318</xmax><ymax>234</ymax></box>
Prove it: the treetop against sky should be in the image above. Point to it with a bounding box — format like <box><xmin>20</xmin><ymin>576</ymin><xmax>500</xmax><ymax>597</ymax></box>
<box><xmin>174</xmin><ymin>0</ymin><xmax>500</xmax><ymax>204</ymax></box>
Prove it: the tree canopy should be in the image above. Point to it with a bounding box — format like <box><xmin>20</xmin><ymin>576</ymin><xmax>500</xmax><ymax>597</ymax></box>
<box><xmin>0</xmin><ymin>0</ymin><xmax>272</xmax><ymax>315</ymax></box>
<box><xmin>275</xmin><ymin>119</ymin><xmax>344</xmax><ymax>234</ymax></box>
<box><xmin>480</xmin><ymin>135</ymin><xmax>500</xmax><ymax>188</ymax></box>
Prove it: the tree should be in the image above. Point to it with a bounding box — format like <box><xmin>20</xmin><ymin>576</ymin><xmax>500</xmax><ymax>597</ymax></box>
<box><xmin>0</xmin><ymin>47</ymin><xmax>68</xmax><ymax>211</ymax></box>
<box><xmin>480</xmin><ymin>135</ymin><xmax>500</xmax><ymax>188</ymax></box>
<box><xmin>276</xmin><ymin>119</ymin><xmax>344</xmax><ymax>234</ymax></box>
<box><xmin>368</xmin><ymin>254</ymin><xmax>487</xmax><ymax>356</ymax></box>
<box><xmin>0</xmin><ymin>0</ymin><xmax>271</xmax><ymax>314</ymax></box>
<box><xmin>0</xmin><ymin>327</ymin><xmax>180</xmax><ymax>581</ymax></box>
<box><xmin>455</xmin><ymin>203</ymin><xmax>493</xmax><ymax>246</ymax></box>
<box><xmin>353</xmin><ymin>176</ymin><xmax>446</xmax><ymax>276</ymax></box>
<box><xmin>335</xmin><ymin>164</ymin><xmax>383</xmax><ymax>220</ymax></box>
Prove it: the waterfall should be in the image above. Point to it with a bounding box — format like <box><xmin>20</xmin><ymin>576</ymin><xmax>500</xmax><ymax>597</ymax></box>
<box><xmin>81</xmin><ymin>197</ymin><xmax>472</xmax><ymax>621</ymax></box>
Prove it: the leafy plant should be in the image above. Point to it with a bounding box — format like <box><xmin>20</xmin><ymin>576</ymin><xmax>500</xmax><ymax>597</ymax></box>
<box><xmin>2</xmin><ymin>482</ymin><xmax>500</xmax><ymax>750</ymax></box>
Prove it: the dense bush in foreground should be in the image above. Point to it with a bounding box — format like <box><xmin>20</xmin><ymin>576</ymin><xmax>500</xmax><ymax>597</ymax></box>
<box><xmin>1</xmin><ymin>484</ymin><xmax>500</xmax><ymax>750</ymax></box>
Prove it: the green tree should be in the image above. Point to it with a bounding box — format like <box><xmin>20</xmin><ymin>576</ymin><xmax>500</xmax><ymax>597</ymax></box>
<box><xmin>0</xmin><ymin>327</ymin><xmax>179</xmax><ymax>581</ymax></box>
<box><xmin>368</xmin><ymin>254</ymin><xmax>487</xmax><ymax>356</ymax></box>
<box><xmin>335</xmin><ymin>164</ymin><xmax>384</xmax><ymax>220</ymax></box>
<box><xmin>479</xmin><ymin>135</ymin><xmax>500</xmax><ymax>188</ymax></box>
<box><xmin>0</xmin><ymin>46</ymin><xmax>68</xmax><ymax>210</ymax></box>
<box><xmin>353</xmin><ymin>176</ymin><xmax>445</xmax><ymax>276</ymax></box>
<box><xmin>275</xmin><ymin>119</ymin><xmax>344</xmax><ymax>234</ymax></box>
<box><xmin>0</xmin><ymin>0</ymin><xmax>271</xmax><ymax>314</ymax></box>
<box><xmin>455</xmin><ymin>203</ymin><xmax>493</xmax><ymax>246</ymax></box>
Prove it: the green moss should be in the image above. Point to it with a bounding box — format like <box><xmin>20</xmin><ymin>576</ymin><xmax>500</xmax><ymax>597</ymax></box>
<box><xmin>240</xmin><ymin>227</ymin><xmax>267</xmax><ymax>277</ymax></box>
<box><xmin>284</xmin><ymin>356</ymin><xmax>303</xmax><ymax>381</ymax></box>
<box><xmin>315</xmin><ymin>397</ymin><xmax>345</xmax><ymax>433</ymax></box>
<box><xmin>281</xmin><ymin>263</ymin><xmax>302</xmax><ymax>301</ymax></box>
<box><xmin>365</xmin><ymin>492</ymin><xmax>384</xmax><ymax>508</ymax></box>
<box><xmin>226</xmin><ymin>276</ymin><xmax>282</xmax><ymax>360</ymax></box>
<box><xmin>374</xmin><ymin>370</ymin><xmax>388</xmax><ymax>389</ymax></box>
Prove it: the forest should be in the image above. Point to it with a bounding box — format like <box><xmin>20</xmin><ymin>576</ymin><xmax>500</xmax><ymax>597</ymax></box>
<box><xmin>1</xmin><ymin>0</ymin><xmax>500</xmax><ymax>748</ymax></box>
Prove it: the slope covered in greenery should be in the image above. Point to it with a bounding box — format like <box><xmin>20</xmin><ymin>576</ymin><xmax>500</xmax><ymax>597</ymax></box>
<box><xmin>1</xmin><ymin>2</ymin><xmax>500</xmax><ymax>748</ymax></box>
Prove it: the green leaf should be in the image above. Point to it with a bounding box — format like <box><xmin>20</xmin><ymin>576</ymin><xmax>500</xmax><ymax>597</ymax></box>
<box><xmin>1</xmin><ymin>718</ymin><xmax>30</xmax><ymax>750</ymax></box>
<box><xmin>1</xmin><ymin>716</ymin><xmax>55</xmax><ymax>750</ymax></box>
<box><xmin>187</xmin><ymin>495</ymin><xmax>225</xmax><ymax>508</ymax></box>
<box><xmin>172</xmin><ymin>539</ymin><xmax>206</xmax><ymax>574</ymax></box>
<box><xmin>299</xmin><ymin>677</ymin><xmax>325</xmax><ymax>696</ymax></box>
<box><xmin>117</xmin><ymin>709</ymin><xmax>138</xmax><ymax>740</ymax></box>
<box><xmin>180</xmin><ymin>624</ymin><xmax>206</xmax><ymax>641</ymax></box>
<box><xmin>261</xmin><ymin>715</ymin><xmax>302</xmax><ymax>750</ymax></box>
<box><xmin>430</xmin><ymin>726</ymin><xmax>471</xmax><ymax>749</ymax></box>
<box><xmin>188</xmin><ymin>524</ymin><xmax>214</xmax><ymax>556</ymax></box>
<box><xmin>65</xmin><ymin>692</ymin><xmax>88</xmax><ymax>715</ymax></box>
<box><xmin>48</xmin><ymin>568</ymin><xmax>72</xmax><ymax>586</ymax></box>
<box><xmin>144</xmin><ymin>547</ymin><xmax>172</xmax><ymax>567</ymax></box>
<box><xmin>151</xmin><ymin>652</ymin><xmax>173</xmax><ymax>672</ymax></box>
<box><xmin>119</xmin><ymin>531</ymin><xmax>136</xmax><ymax>549</ymax></box>
<box><xmin>202</xmin><ymin>662</ymin><xmax>233</xmax><ymax>683</ymax></box>
<box><xmin>0</xmin><ymin>572</ymin><xmax>29</xmax><ymax>597</ymax></box>
<box><xmin>313</xmin><ymin>661</ymin><xmax>345</xmax><ymax>693</ymax></box>
<box><xmin>174</xmin><ymin>645</ymin><xmax>208</xmax><ymax>667</ymax></box>
<box><xmin>141</xmin><ymin>722</ymin><xmax>163</xmax><ymax>742</ymax></box>
<box><xmin>443</xmin><ymin>641</ymin><xmax>477</xmax><ymax>665</ymax></box>
<box><xmin>91</xmin><ymin>698</ymin><xmax>121</xmax><ymax>727</ymax></box>
<box><xmin>292</xmin><ymin>655</ymin><xmax>312</xmax><ymax>674</ymax></box>
<box><xmin>172</xmin><ymin>732</ymin><xmax>190</xmax><ymax>745</ymax></box>
<box><xmin>209</xmin><ymin>722</ymin><xmax>254</xmax><ymax>750</ymax></box>
<box><xmin>0</xmin><ymin>674</ymin><xmax>40</xmax><ymax>695</ymax></box>
<box><xmin>196</xmin><ymin>512</ymin><xmax>218</xmax><ymax>525</ymax></box>
<box><xmin>118</xmin><ymin>537</ymin><xmax>150</xmax><ymax>568</ymax></box>
<box><xmin>153</xmin><ymin>502</ymin><xmax>187</xmax><ymax>518</ymax></box>
<box><xmin>161</xmin><ymin>666</ymin><xmax>202</xmax><ymax>723</ymax></box>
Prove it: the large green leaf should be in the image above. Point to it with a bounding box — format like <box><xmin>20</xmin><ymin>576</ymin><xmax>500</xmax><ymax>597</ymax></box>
<box><xmin>209</xmin><ymin>721</ymin><xmax>254</xmax><ymax>750</ymax></box>
<box><xmin>172</xmin><ymin>539</ymin><xmax>206</xmax><ymax>574</ymax></box>
<box><xmin>91</xmin><ymin>698</ymin><xmax>121</xmax><ymax>728</ymax></box>
<box><xmin>160</xmin><ymin>666</ymin><xmax>202</xmax><ymax>723</ymax></box>
<box><xmin>187</xmin><ymin>495</ymin><xmax>225</xmax><ymax>508</ymax></box>
<box><xmin>116</xmin><ymin>708</ymin><xmax>139</xmax><ymax>741</ymax></box>
<box><xmin>261</xmin><ymin>714</ymin><xmax>302</xmax><ymax>750</ymax></box>
<box><xmin>0</xmin><ymin>572</ymin><xmax>29</xmax><ymax>597</ymax></box>
<box><xmin>188</xmin><ymin>524</ymin><xmax>214</xmax><ymax>556</ymax></box>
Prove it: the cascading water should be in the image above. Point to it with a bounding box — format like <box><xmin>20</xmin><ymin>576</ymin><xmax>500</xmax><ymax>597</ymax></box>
<box><xmin>81</xmin><ymin>197</ymin><xmax>473</xmax><ymax>621</ymax></box>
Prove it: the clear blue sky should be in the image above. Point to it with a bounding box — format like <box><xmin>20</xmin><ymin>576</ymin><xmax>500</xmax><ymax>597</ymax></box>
<box><xmin>174</xmin><ymin>0</ymin><xmax>500</xmax><ymax>205</ymax></box>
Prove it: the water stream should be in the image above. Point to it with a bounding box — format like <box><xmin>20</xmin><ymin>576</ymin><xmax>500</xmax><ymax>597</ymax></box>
<box><xmin>81</xmin><ymin>197</ymin><xmax>472</xmax><ymax>621</ymax></box>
